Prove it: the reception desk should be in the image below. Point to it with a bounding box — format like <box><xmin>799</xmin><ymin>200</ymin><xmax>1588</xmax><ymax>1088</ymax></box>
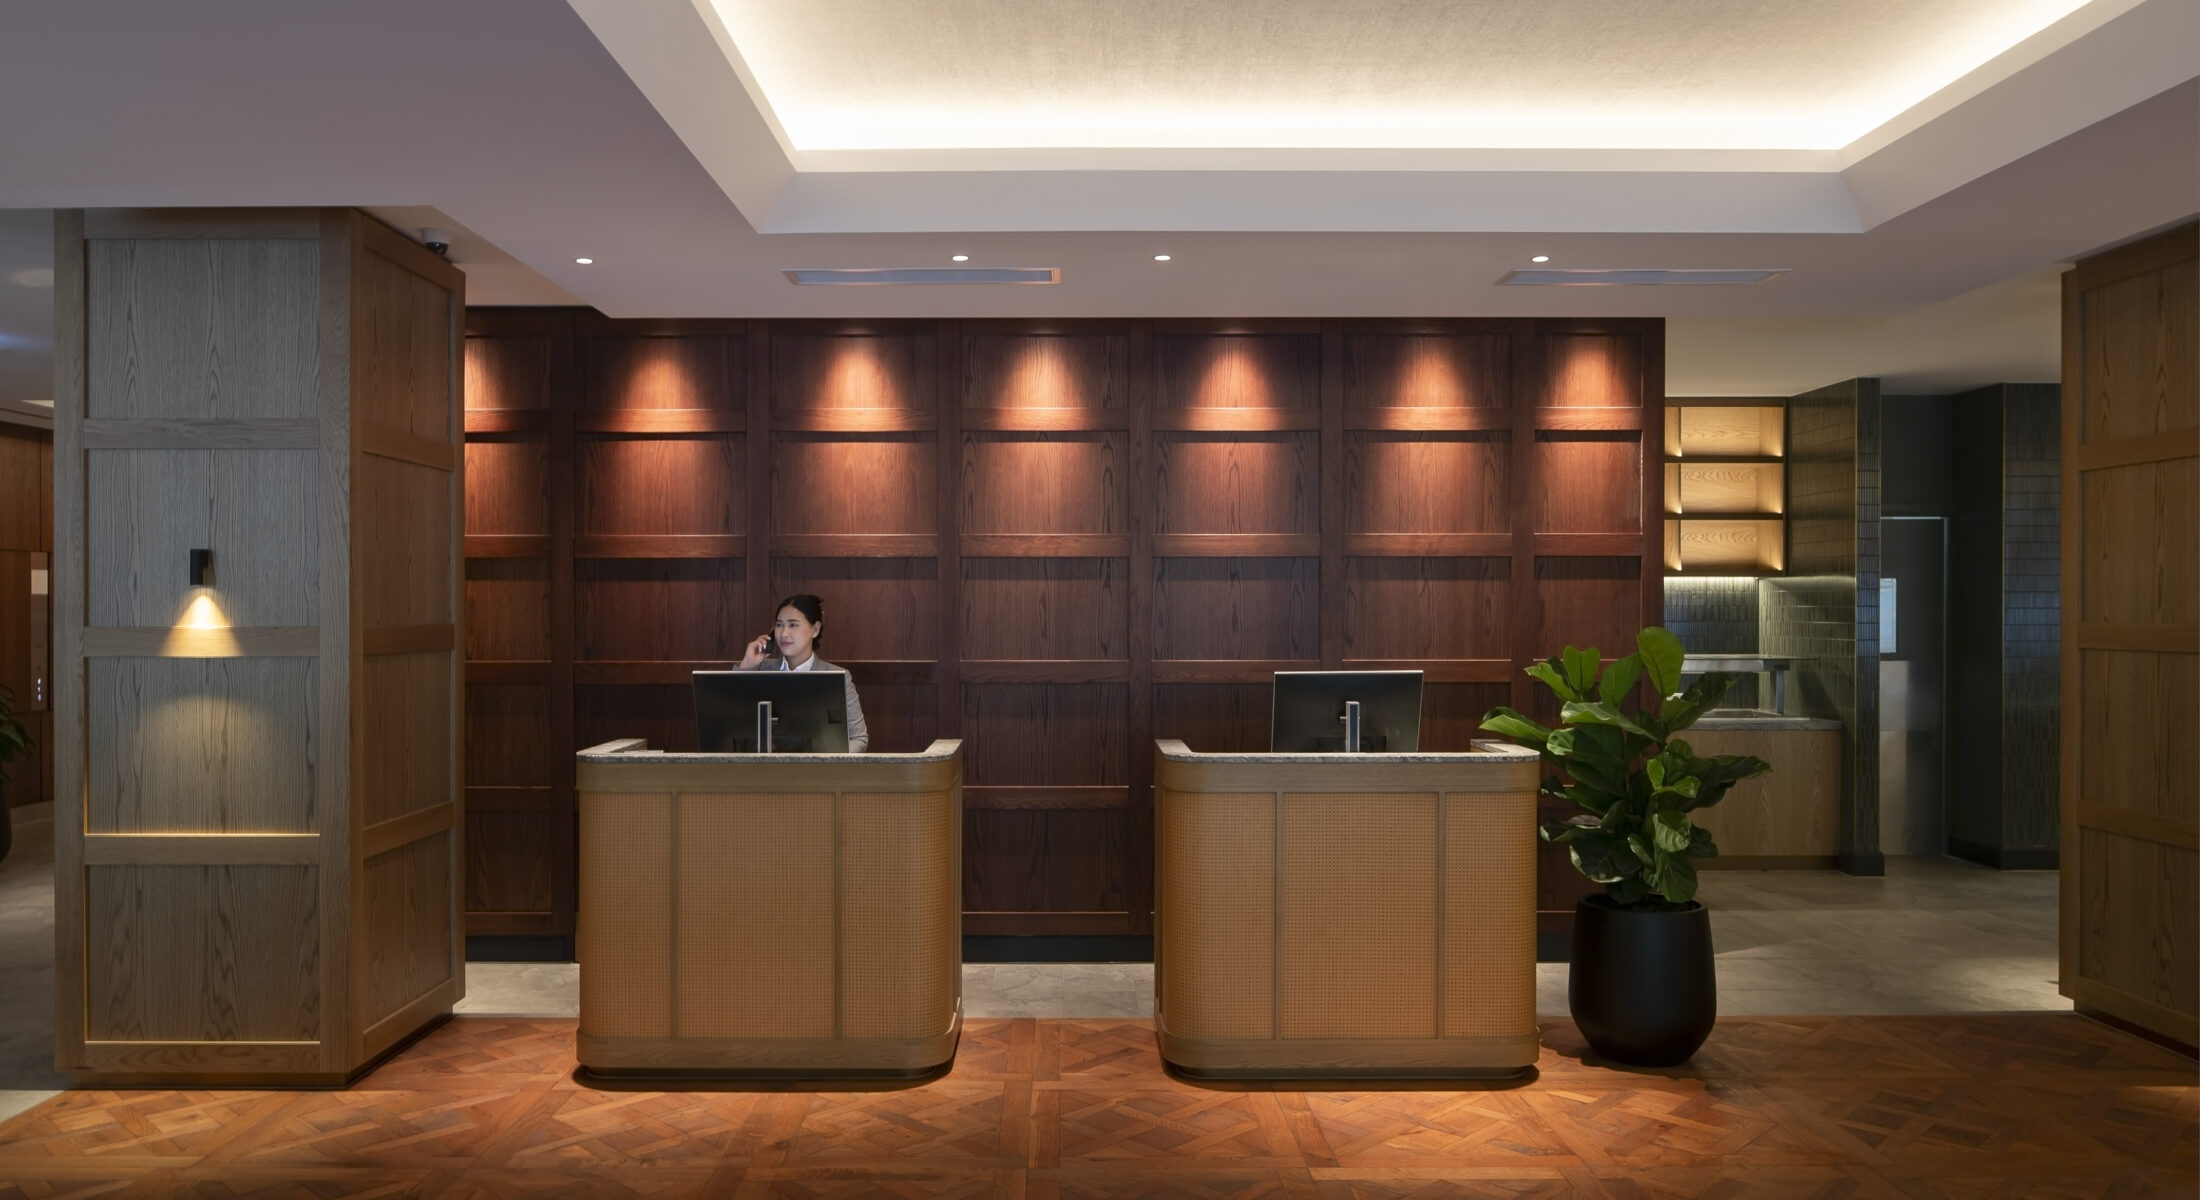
<box><xmin>574</xmin><ymin>739</ymin><xmax>963</xmax><ymax>1077</ymax></box>
<box><xmin>1153</xmin><ymin>739</ymin><xmax>1542</xmax><ymax>1078</ymax></box>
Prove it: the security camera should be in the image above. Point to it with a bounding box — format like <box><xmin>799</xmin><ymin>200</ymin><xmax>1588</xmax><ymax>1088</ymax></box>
<box><xmin>419</xmin><ymin>228</ymin><xmax>454</xmax><ymax>258</ymax></box>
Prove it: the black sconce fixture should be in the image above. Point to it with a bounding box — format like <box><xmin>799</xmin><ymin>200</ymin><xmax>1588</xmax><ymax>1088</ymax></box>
<box><xmin>189</xmin><ymin>548</ymin><xmax>212</xmax><ymax>588</ymax></box>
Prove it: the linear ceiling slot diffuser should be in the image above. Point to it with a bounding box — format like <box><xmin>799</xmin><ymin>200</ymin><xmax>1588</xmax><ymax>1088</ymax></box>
<box><xmin>1498</xmin><ymin>268</ymin><xmax>1788</xmax><ymax>286</ymax></box>
<box><xmin>783</xmin><ymin>267</ymin><xmax>1061</xmax><ymax>285</ymax></box>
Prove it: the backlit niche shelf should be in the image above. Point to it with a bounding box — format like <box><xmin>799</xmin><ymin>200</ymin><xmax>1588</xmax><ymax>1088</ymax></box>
<box><xmin>1663</xmin><ymin>399</ymin><xmax>1784</xmax><ymax>574</ymax></box>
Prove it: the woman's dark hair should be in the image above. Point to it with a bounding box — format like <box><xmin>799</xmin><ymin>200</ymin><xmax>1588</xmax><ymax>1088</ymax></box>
<box><xmin>775</xmin><ymin>593</ymin><xmax>824</xmax><ymax>638</ymax></box>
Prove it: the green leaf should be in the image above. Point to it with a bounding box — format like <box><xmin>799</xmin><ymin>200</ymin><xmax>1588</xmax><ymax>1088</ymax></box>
<box><xmin>1608</xmin><ymin>876</ymin><xmax>1653</xmax><ymax>906</ymax></box>
<box><xmin>1676</xmin><ymin>752</ymin><xmax>1773</xmax><ymax>811</ymax></box>
<box><xmin>1645</xmin><ymin>758</ymin><xmax>1666</xmax><ymax>789</ymax></box>
<box><xmin>1559</xmin><ymin>700</ymin><xmax>1654</xmax><ymax>740</ymax></box>
<box><xmin>1636</xmin><ymin>626</ymin><xmax>1685</xmax><ymax>696</ymax></box>
<box><xmin>1570</xmin><ymin>838</ymin><xmax>1637</xmax><ymax>884</ymax></box>
<box><xmin>1561</xmin><ymin>645</ymin><xmax>1602</xmax><ymax>694</ymax></box>
<box><xmin>1652</xmin><ymin>810</ymin><xmax>1693</xmax><ymax>853</ymax></box>
<box><xmin>1597</xmin><ymin>653</ymin><xmax>1644</xmax><ymax>707</ymax></box>
<box><xmin>1478</xmin><ymin>707</ymin><xmax>1553</xmax><ymax>747</ymax></box>
<box><xmin>1523</xmin><ymin>660</ymin><xmax>1576</xmax><ymax>703</ymax></box>
<box><xmin>1686</xmin><ymin>824</ymin><xmax>1719</xmax><ymax>859</ymax></box>
<box><xmin>1645</xmin><ymin>850</ymin><xmax>1700</xmax><ymax>903</ymax></box>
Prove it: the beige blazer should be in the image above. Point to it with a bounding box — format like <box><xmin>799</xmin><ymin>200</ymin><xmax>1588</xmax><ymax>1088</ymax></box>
<box><xmin>747</xmin><ymin>655</ymin><xmax>869</xmax><ymax>752</ymax></box>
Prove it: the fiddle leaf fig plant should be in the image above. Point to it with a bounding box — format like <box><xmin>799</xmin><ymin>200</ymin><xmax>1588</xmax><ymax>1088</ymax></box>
<box><xmin>1480</xmin><ymin>626</ymin><xmax>1771</xmax><ymax>910</ymax></box>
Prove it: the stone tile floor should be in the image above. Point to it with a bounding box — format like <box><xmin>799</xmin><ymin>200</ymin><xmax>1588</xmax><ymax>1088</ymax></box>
<box><xmin>0</xmin><ymin>800</ymin><xmax>2067</xmax><ymax>1129</ymax></box>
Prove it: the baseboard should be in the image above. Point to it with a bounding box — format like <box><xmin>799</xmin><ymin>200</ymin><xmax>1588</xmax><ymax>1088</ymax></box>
<box><xmin>465</xmin><ymin>935</ymin><xmax>574</xmax><ymax>963</ymax></box>
<box><xmin>2078</xmin><ymin>1006</ymin><xmax>2199</xmax><ymax>1060</ymax></box>
<box><xmin>1837</xmin><ymin>851</ymin><xmax>1886</xmax><ymax>877</ymax></box>
<box><xmin>1947</xmin><ymin>838</ymin><xmax>2060</xmax><ymax>871</ymax></box>
<box><xmin>963</xmin><ymin>936</ymin><xmax>1152</xmax><ymax>963</ymax></box>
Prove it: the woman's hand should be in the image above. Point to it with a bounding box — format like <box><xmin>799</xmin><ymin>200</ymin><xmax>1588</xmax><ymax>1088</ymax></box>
<box><xmin>738</xmin><ymin>634</ymin><xmax>772</xmax><ymax>669</ymax></box>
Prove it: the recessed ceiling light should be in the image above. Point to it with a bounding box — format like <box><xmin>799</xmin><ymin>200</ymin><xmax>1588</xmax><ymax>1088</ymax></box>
<box><xmin>951</xmin><ymin>254</ymin><xmax>970</xmax><ymax>262</ymax></box>
<box><xmin>574</xmin><ymin>257</ymin><xmax>594</xmax><ymax>265</ymax></box>
<box><xmin>1531</xmin><ymin>255</ymin><xmax>1551</xmax><ymax>263</ymax></box>
<box><xmin>1153</xmin><ymin>254</ymin><xmax>1172</xmax><ymax>262</ymax></box>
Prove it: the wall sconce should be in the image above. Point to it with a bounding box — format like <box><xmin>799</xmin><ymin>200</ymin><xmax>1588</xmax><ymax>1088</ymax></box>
<box><xmin>189</xmin><ymin>548</ymin><xmax>212</xmax><ymax>588</ymax></box>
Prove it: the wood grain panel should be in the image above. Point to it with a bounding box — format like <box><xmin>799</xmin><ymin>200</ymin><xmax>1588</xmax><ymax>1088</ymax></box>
<box><xmin>767</xmin><ymin>557</ymin><xmax>938</xmax><ymax>661</ymax></box>
<box><xmin>964</xmin><ymin>809</ymin><xmax>1131</xmax><ymax>913</ymax></box>
<box><xmin>960</xmin><ymin>557</ymin><xmax>1126</xmax><ymax>660</ymax></box>
<box><xmin>2081</xmin><ymin>458</ymin><xmax>2198</xmax><ymax>625</ymax></box>
<box><xmin>1154</xmin><ymin>332</ymin><xmax>1319</xmax><ymax>409</ymax></box>
<box><xmin>86</xmin><ymin>239</ymin><xmax>317</xmax><ymax>420</ymax></box>
<box><xmin>771</xmin><ymin>332</ymin><xmax>935</xmax><ymax>412</ymax></box>
<box><xmin>962</xmin><ymin>331</ymin><xmax>1127</xmax><ymax>410</ymax></box>
<box><xmin>464</xmin><ymin>440</ymin><xmax>547</xmax><ymax>537</ymax></box>
<box><xmin>1421</xmin><ymin>683</ymin><xmax>1511</xmax><ymax>752</ymax></box>
<box><xmin>1151</xmin><ymin>683</ymin><xmax>1271</xmax><ymax>753</ymax></box>
<box><xmin>576</xmin><ymin>557</ymin><xmax>744</xmax><ymax>663</ymax></box>
<box><xmin>769</xmin><ymin>435</ymin><xmax>935</xmax><ymax>535</ymax></box>
<box><xmin>2077</xmin><ymin>829</ymin><xmax>2199</xmax><ymax>1017</ymax></box>
<box><xmin>464</xmin><ymin>336</ymin><xmax>551</xmax><ymax>412</ymax></box>
<box><xmin>1675</xmin><ymin>407</ymin><xmax>1783</xmax><ymax>458</ymax></box>
<box><xmin>1669</xmin><ymin>462</ymin><xmax>1783</xmax><ymax>514</ymax></box>
<box><xmin>1154</xmin><ymin>433</ymin><xmax>1316</xmax><ymax>535</ymax></box>
<box><xmin>1152</xmin><ymin>557</ymin><xmax>1318</xmax><ymax>661</ymax></box>
<box><xmin>1342</xmin><ymin>557</ymin><xmax>1508</xmax><ymax>661</ymax></box>
<box><xmin>961</xmin><ymin>683</ymin><xmax>1130</xmax><ymax>786</ymax></box>
<box><xmin>358</xmin><ymin>454</ymin><xmax>452</xmax><ymax>628</ymax></box>
<box><xmin>1342</xmin><ymin>330</ymin><xmax>1509</xmax><ymax>409</ymax></box>
<box><xmin>846</xmin><ymin>682</ymin><xmax>940</xmax><ymax>755</ymax></box>
<box><xmin>1533</xmin><ymin>556</ymin><xmax>1645</xmax><ymax>705</ymax></box>
<box><xmin>465</xmin><ymin>807</ymin><xmax>555</xmax><ymax>914</ymax></box>
<box><xmin>85</xmin><ymin>864</ymin><xmax>319</xmax><ymax>1041</ymax></box>
<box><xmin>1677</xmin><ymin>519</ymin><xmax>1784</xmax><ymax>573</ymax></box>
<box><xmin>1344</xmin><ymin>433</ymin><xmax>1507</xmax><ymax>534</ymax></box>
<box><xmin>2078</xmin><ymin>255</ymin><xmax>2199</xmax><ymax>441</ymax></box>
<box><xmin>465</xmin><ymin>683</ymin><xmax>552</xmax><ymax>787</ymax></box>
<box><xmin>2080</xmin><ymin>649</ymin><xmax>2200</xmax><ymax>821</ymax></box>
<box><xmin>360</xmin><ymin>652</ymin><xmax>451</xmax><ymax>826</ymax></box>
<box><xmin>87</xmin><ymin>448</ymin><xmax>317</xmax><ymax>628</ymax></box>
<box><xmin>464</xmin><ymin>558</ymin><xmax>548</xmax><ymax>661</ymax></box>
<box><xmin>578</xmin><ymin>437</ymin><xmax>741</xmax><ymax>536</ymax></box>
<box><xmin>1541</xmin><ymin>332</ymin><xmax>1645</xmax><ymax>408</ymax></box>
<box><xmin>962</xmin><ymin>432</ymin><xmax>1125</xmax><ymax>535</ymax></box>
<box><xmin>86</xmin><ymin>657</ymin><xmax>317</xmax><ymax>833</ymax></box>
<box><xmin>584</xmin><ymin>335</ymin><xmax>740</xmax><ymax>411</ymax></box>
<box><xmin>575</xmin><ymin>684</ymin><xmax>698</xmax><ymax>755</ymax></box>
<box><xmin>362</xmin><ymin>832</ymin><xmax>454</xmax><ymax>1024</ymax></box>
<box><xmin>1684</xmin><ymin>728</ymin><xmax>1843</xmax><ymax>858</ymax></box>
<box><xmin>357</xmin><ymin>251</ymin><xmax>453</xmax><ymax>441</ymax></box>
<box><xmin>1534</xmin><ymin>433</ymin><xmax>1643</xmax><ymax>533</ymax></box>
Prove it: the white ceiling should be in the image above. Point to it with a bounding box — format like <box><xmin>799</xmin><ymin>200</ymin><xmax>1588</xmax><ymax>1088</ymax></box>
<box><xmin>0</xmin><ymin>0</ymin><xmax>2192</xmax><ymax>411</ymax></box>
<box><xmin>708</xmin><ymin>0</ymin><xmax>2101</xmax><ymax>151</ymax></box>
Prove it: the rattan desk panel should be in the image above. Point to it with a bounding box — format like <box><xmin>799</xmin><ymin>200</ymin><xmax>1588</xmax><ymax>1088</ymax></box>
<box><xmin>1154</xmin><ymin>739</ymin><xmax>1540</xmax><ymax>1077</ymax></box>
<box><xmin>575</xmin><ymin>739</ymin><xmax>962</xmax><ymax>1077</ymax></box>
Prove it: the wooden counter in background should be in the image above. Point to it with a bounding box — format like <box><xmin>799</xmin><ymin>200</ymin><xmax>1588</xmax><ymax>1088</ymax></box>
<box><xmin>1153</xmin><ymin>739</ymin><xmax>1542</xmax><ymax>1077</ymax></box>
<box><xmin>1686</xmin><ymin>717</ymin><xmax>1843</xmax><ymax>867</ymax></box>
<box><xmin>575</xmin><ymin>739</ymin><xmax>963</xmax><ymax>1077</ymax></box>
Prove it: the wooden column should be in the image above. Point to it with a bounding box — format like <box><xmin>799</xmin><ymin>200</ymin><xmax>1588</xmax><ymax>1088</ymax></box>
<box><xmin>2059</xmin><ymin>222</ymin><xmax>2198</xmax><ymax>1049</ymax></box>
<box><xmin>53</xmin><ymin>208</ymin><xmax>464</xmax><ymax>1084</ymax></box>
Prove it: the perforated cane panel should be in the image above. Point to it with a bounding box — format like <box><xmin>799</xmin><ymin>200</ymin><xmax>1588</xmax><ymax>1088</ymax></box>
<box><xmin>674</xmin><ymin>793</ymin><xmax>835</xmax><ymax>1038</ymax></box>
<box><xmin>1280</xmin><ymin>793</ymin><xmax>1439</xmax><ymax>1039</ymax></box>
<box><xmin>1444</xmin><ymin>790</ymin><xmax>1539</xmax><ymax>1040</ymax></box>
<box><xmin>840</xmin><ymin>791</ymin><xmax>959</xmax><ymax>1039</ymax></box>
<box><xmin>577</xmin><ymin>793</ymin><xmax>673</xmax><ymax>1038</ymax></box>
<box><xmin>1158</xmin><ymin>790</ymin><xmax>1275</xmax><ymax>1039</ymax></box>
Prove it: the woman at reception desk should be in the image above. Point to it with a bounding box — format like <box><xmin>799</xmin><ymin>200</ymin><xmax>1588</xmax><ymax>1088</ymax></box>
<box><xmin>1153</xmin><ymin>671</ymin><xmax>1543</xmax><ymax>1078</ymax></box>
<box><xmin>739</xmin><ymin>592</ymin><xmax>868</xmax><ymax>752</ymax></box>
<box><xmin>573</xmin><ymin>596</ymin><xmax>957</xmax><ymax>1079</ymax></box>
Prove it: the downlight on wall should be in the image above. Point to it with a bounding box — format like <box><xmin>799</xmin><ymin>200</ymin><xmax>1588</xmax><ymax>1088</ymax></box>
<box><xmin>1498</xmin><ymin>268</ymin><xmax>1788</xmax><ymax>286</ymax></box>
<box><xmin>784</xmin><ymin>267</ymin><xmax>1060</xmax><ymax>284</ymax></box>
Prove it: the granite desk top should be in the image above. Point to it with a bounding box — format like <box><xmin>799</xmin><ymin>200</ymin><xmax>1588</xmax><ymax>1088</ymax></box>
<box><xmin>1153</xmin><ymin>738</ymin><xmax>1541</xmax><ymax>765</ymax></box>
<box><xmin>576</xmin><ymin>738</ymin><xmax>962</xmax><ymax>765</ymax></box>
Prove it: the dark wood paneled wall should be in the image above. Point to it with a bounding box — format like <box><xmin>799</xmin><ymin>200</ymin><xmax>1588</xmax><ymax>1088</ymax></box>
<box><xmin>462</xmin><ymin>314</ymin><xmax>1664</xmax><ymax>942</ymax></box>
<box><xmin>0</xmin><ymin>425</ymin><xmax>54</xmax><ymax>811</ymax></box>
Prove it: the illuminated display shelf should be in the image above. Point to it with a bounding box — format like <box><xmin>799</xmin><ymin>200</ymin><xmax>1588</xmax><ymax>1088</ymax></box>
<box><xmin>1663</xmin><ymin>400</ymin><xmax>1785</xmax><ymax>575</ymax></box>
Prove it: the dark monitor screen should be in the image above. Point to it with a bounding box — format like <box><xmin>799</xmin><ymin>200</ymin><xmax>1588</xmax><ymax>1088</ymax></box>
<box><xmin>692</xmin><ymin>670</ymin><xmax>851</xmax><ymax>753</ymax></box>
<box><xmin>1270</xmin><ymin>670</ymin><xmax>1424</xmax><ymax>753</ymax></box>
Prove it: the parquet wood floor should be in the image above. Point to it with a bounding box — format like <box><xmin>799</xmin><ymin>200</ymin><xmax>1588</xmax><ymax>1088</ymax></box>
<box><xmin>0</xmin><ymin>1015</ymin><xmax>2190</xmax><ymax>1198</ymax></box>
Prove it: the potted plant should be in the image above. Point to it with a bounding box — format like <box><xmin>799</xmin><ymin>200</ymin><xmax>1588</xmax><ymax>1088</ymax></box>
<box><xmin>0</xmin><ymin>684</ymin><xmax>30</xmax><ymax>865</ymax></box>
<box><xmin>1480</xmin><ymin>626</ymin><xmax>1770</xmax><ymax>1066</ymax></box>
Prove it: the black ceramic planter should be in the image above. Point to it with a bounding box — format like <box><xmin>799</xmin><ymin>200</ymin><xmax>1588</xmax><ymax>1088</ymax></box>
<box><xmin>1569</xmin><ymin>893</ymin><xmax>1716</xmax><ymax>1066</ymax></box>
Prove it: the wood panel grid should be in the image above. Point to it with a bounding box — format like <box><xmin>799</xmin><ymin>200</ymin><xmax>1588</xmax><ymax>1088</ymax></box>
<box><xmin>466</xmin><ymin>315</ymin><xmax>1661</xmax><ymax>940</ymax></box>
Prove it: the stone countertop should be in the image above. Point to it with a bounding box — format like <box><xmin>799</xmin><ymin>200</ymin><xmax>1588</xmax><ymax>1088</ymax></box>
<box><xmin>1153</xmin><ymin>738</ymin><xmax>1541</xmax><ymax>764</ymax></box>
<box><xmin>576</xmin><ymin>737</ymin><xmax>962</xmax><ymax>764</ymax></box>
<box><xmin>1688</xmin><ymin>714</ymin><xmax>1842</xmax><ymax>731</ymax></box>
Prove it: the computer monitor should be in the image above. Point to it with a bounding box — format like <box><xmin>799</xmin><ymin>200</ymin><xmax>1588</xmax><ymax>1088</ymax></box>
<box><xmin>692</xmin><ymin>670</ymin><xmax>851</xmax><ymax>753</ymax></box>
<box><xmin>1270</xmin><ymin>670</ymin><xmax>1424</xmax><ymax>753</ymax></box>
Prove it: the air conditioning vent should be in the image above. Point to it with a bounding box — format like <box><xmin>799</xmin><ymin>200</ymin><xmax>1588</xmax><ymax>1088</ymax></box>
<box><xmin>784</xmin><ymin>267</ymin><xmax>1060</xmax><ymax>285</ymax></box>
<box><xmin>1498</xmin><ymin>268</ymin><xmax>1787</xmax><ymax>286</ymax></box>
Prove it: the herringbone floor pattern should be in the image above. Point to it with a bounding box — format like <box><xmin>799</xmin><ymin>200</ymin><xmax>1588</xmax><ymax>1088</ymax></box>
<box><xmin>0</xmin><ymin>1015</ymin><xmax>2190</xmax><ymax>1198</ymax></box>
